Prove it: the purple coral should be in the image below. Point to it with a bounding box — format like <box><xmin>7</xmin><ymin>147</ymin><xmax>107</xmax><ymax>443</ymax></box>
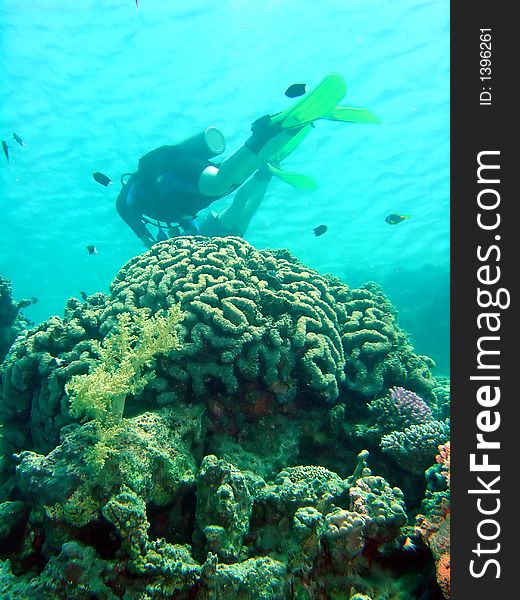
<box><xmin>389</xmin><ymin>386</ymin><xmax>432</xmax><ymax>427</ymax></box>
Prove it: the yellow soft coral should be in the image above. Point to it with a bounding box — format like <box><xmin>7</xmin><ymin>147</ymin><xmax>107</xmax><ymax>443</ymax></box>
<box><xmin>66</xmin><ymin>306</ymin><xmax>183</xmax><ymax>422</ymax></box>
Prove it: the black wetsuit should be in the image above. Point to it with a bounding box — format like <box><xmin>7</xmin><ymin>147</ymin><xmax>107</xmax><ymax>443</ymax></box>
<box><xmin>116</xmin><ymin>145</ymin><xmax>223</xmax><ymax>240</ymax></box>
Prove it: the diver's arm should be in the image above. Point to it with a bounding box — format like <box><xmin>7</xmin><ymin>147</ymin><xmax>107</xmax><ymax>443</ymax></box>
<box><xmin>138</xmin><ymin>231</ymin><xmax>154</xmax><ymax>249</ymax></box>
<box><xmin>116</xmin><ymin>191</ymin><xmax>155</xmax><ymax>247</ymax></box>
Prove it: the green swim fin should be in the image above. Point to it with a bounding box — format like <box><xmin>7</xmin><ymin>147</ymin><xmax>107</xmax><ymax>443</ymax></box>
<box><xmin>271</xmin><ymin>124</ymin><xmax>313</xmax><ymax>163</ymax></box>
<box><xmin>267</xmin><ymin>164</ymin><xmax>318</xmax><ymax>190</ymax></box>
<box><xmin>266</xmin><ymin>125</ymin><xmax>317</xmax><ymax>190</ymax></box>
<box><xmin>271</xmin><ymin>73</ymin><xmax>347</xmax><ymax>129</ymax></box>
<box><xmin>325</xmin><ymin>105</ymin><xmax>382</xmax><ymax>124</ymax></box>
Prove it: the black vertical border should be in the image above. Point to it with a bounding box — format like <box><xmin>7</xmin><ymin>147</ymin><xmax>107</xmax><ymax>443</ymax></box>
<box><xmin>451</xmin><ymin>2</ymin><xmax>515</xmax><ymax>598</ymax></box>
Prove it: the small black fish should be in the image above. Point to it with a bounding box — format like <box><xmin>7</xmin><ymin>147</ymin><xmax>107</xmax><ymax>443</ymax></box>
<box><xmin>80</xmin><ymin>291</ymin><xmax>88</xmax><ymax>301</ymax></box>
<box><xmin>93</xmin><ymin>172</ymin><xmax>112</xmax><ymax>186</ymax></box>
<box><xmin>86</xmin><ymin>245</ymin><xmax>98</xmax><ymax>255</ymax></box>
<box><xmin>313</xmin><ymin>224</ymin><xmax>328</xmax><ymax>237</ymax></box>
<box><xmin>13</xmin><ymin>133</ymin><xmax>25</xmax><ymax>147</ymax></box>
<box><xmin>2</xmin><ymin>141</ymin><xmax>9</xmax><ymax>162</ymax></box>
<box><xmin>285</xmin><ymin>83</ymin><xmax>307</xmax><ymax>98</ymax></box>
<box><xmin>385</xmin><ymin>213</ymin><xmax>411</xmax><ymax>225</ymax></box>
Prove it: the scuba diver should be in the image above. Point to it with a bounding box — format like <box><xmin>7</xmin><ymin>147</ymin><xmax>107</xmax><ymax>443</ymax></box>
<box><xmin>115</xmin><ymin>73</ymin><xmax>381</xmax><ymax>247</ymax></box>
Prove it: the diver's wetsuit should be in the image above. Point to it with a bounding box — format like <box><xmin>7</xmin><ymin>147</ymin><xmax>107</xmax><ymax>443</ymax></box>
<box><xmin>116</xmin><ymin>145</ymin><xmax>228</xmax><ymax>241</ymax></box>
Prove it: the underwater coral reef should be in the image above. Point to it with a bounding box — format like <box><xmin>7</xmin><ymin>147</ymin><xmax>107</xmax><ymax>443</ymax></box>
<box><xmin>0</xmin><ymin>238</ymin><xmax>450</xmax><ymax>599</ymax></box>
<box><xmin>0</xmin><ymin>275</ymin><xmax>34</xmax><ymax>364</ymax></box>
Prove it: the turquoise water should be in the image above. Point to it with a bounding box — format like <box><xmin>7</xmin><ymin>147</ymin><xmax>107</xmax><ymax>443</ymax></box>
<box><xmin>0</xmin><ymin>0</ymin><xmax>449</xmax><ymax>373</ymax></box>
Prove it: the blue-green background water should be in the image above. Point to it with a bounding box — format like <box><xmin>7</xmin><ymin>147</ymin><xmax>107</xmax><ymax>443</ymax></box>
<box><xmin>0</xmin><ymin>0</ymin><xmax>449</xmax><ymax>374</ymax></box>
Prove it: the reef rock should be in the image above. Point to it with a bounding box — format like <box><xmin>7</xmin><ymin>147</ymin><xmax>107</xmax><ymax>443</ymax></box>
<box><xmin>0</xmin><ymin>237</ymin><xmax>434</xmax><ymax>461</ymax></box>
<box><xmin>0</xmin><ymin>238</ymin><xmax>447</xmax><ymax>599</ymax></box>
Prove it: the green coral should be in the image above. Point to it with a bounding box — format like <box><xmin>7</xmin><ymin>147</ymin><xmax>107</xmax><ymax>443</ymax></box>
<box><xmin>431</xmin><ymin>376</ymin><xmax>450</xmax><ymax>420</ymax></box>
<box><xmin>293</xmin><ymin>506</ymin><xmax>325</xmax><ymax>547</ymax></box>
<box><xmin>323</xmin><ymin>452</ymin><xmax>407</xmax><ymax>572</ymax></box>
<box><xmin>0</xmin><ymin>542</ymin><xmax>116</xmax><ymax>599</ymax></box>
<box><xmin>348</xmin><ymin>474</ymin><xmax>407</xmax><ymax>535</ymax></box>
<box><xmin>0</xmin><ymin>239</ymin><xmax>447</xmax><ymax>598</ymax></box>
<box><xmin>195</xmin><ymin>455</ymin><xmax>253</xmax><ymax>562</ymax></box>
<box><xmin>341</xmin><ymin>282</ymin><xmax>434</xmax><ymax>397</ymax></box>
<box><xmin>45</xmin><ymin>486</ymin><xmax>100</xmax><ymax>528</ymax></box>
<box><xmin>1</xmin><ymin>238</ymin><xmax>435</xmax><ymax>465</ymax></box>
<box><xmin>102</xmin><ymin>486</ymin><xmax>149</xmax><ymax>560</ymax></box>
<box><xmin>261</xmin><ymin>465</ymin><xmax>347</xmax><ymax>512</ymax></box>
<box><xmin>380</xmin><ymin>419</ymin><xmax>451</xmax><ymax>474</ymax></box>
<box><xmin>19</xmin><ymin>408</ymin><xmax>201</xmax><ymax>514</ymax></box>
<box><xmin>110</xmin><ymin>238</ymin><xmax>348</xmax><ymax>403</ymax></box>
<box><xmin>107</xmin><ymin>238</ymin><xmax>433</xmax><ymax>405</ymax></box>
<box><xmin>208</xmin><ymin>412</ymin><xmax>302</xmax><ymax>480</ymax></box>
<box><xmin>200</xmin><ymin>554</ymin><xmax>289</xmax><ymax>599</ymax></box>
<box><xmin>66</xmin><ymin>306</ymin><xmax>183</xmax><ymax>422</ymax></box>
<box><xmin>131</xmin><ymin>540</ymin><xmax>201</xmax><ymax>594</ymax></box>
<box><xmin>325</xmin><ymin>508</ymin><xmax>367</xmax><ymax>559</ymax></box>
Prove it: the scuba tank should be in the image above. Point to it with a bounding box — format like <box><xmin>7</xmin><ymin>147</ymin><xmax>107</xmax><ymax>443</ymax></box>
<box><xmin>175</xmin><ymin>126</ymin><xmax>226</xmax><ymax>160</ymax></box>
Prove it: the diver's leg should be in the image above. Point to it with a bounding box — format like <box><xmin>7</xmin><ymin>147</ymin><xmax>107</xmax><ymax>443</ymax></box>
<box><xmin>216</xmin><ymin>169</ymin><xmax>272</xmax><ymax>236</ymax></box>
<box><xmin>198</xmin><ymin>128</ymin><xmax>296</xmax><ymax>196</ymax></box>
<box><xmin>233</xmin><ymin>169</ymin><xmax>272</xmax><ymax>236</ymax></box>
<box><xmin>199</xmin><ymin>74</ymin><xmax>348</xmax><ymax>197</ymax></box>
